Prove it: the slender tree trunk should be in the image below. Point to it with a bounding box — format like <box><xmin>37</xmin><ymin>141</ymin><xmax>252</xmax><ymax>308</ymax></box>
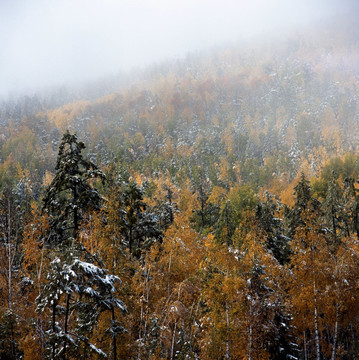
<box><xmin>188</xmin><ymin>298</ymin><xmax>201</xmax><ymax>354</ymax></box>
<box><xmin>355</xmin><ymin>201</ymin><xmax>359</xmax><ymax>239</ymax></box>
<box><xmin>304</xmin><ymin>330</ymin><xmax>307</xmax><ymax>360</ymax></box>
<box><xmin>38</xmin><ymin>314</ymin><xmax>46</xmax><ymax>358</ymax></box>
<box><xmin>314</xmin><ymin>305</ymin><xmax>320</xmax><ymax>360</ymax></box>
<box><xmin>112</xmin><ymin>221</ymin><xmax>117</xmax><ymax>271</ymax></box>
<box><xmin>248</xmin><ymin>302</ymin><xmax>253</xmax><ymax>360</ymax></box>
<box><xmin>112</xmin><ymin>306</ymin><xmax>117</xmax><ymax>360</ymax></box>
<box><xmin>225</xmin><ymin>300</ymin><xmax>230</xmax><ymax>360</ymax></box>
<box><xmin>332</xmin><ymin>213</ymin><xmax>337</xmax><ymax>243</ymax></box>
<box><xmin>314</xmin><ymin>282</ymin><xmax>321</xmax><ymax>360</ymax></box>
<box><xmin>63</xmin><ymin>294</ymin><xmax>71</xmax><ymax>360</ymax></box>
<box><xmin>200</xmin><ymin>197</ymin><xmax>205</xmax><ymax>232</ymax></box>
<box><xmin>168</xmin><ymin>250</ymin><xmax>172</xmax><ymax>298</ymax></box>
<box><xmin>170</xmin><ymin>321</ymin><xmax>177</xmax><ymax>360</ymax></box>
<box><xmin>144</xmin><ymin>266</ymin><xmax>150</xmax><ymax>346</ymax></box>
<box><xmin>138</xmin><ymin>298</ymin><xmax>143</xmax><ymax>360</ymax></box>
<box><xmin>344</xmin><ymin>220</ymin><xmax>350</xmax><ymax>237</ymax></box>
<box><xmin>73</xmin><ymin>187</ymin><xmax>79</xmax><ymax>243</ymax></box>
<box><xmin>169</xmin><ymin>196</ymin><xmax>174</xmax><ymax>224</ymax></box>
<box><xmin>137</xmin><ymin>266</ymin><xmax>150</xmax><ymax>360</ymax></box>
<box><xmin>52</xmin><ymin>302</ymin><xmax>56</xmax><ymax>360</ymax></box>
<box><xmin>331</xmin><ymin>306</ymin><xmax>339</xmax><ymax>360</ymax></box>
<box><xmin>129</xmin><ymin>227</ymin><xmax>133</xmax><ymax>255</ymax></box>
<box><xmin>38</xmin><ymin>244</ymin><xmax>45</xmax><ymax>292</ymax></box>
<box><xmin>9</xmin><ymin>313</ymin><xmax>15</xmax><ymax>359</ymax></box>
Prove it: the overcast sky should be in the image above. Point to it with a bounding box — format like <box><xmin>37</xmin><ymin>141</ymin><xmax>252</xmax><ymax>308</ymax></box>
<box><xmin>0</xmin><ymin>0</ymin><xmax>357</xmax><ymax>98</ymax></box>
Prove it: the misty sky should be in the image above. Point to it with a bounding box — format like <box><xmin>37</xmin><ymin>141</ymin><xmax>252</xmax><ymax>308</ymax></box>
<box><xmin>0</xmin><ymin>0</ymin><xmax>357</xmax><ymax>98</ymax></box>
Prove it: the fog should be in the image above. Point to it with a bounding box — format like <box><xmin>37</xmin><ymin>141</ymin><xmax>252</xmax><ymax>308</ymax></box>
<box><xmin>0</xmin><ymin>0</ymin><xmax>357</xmax><ymax>98</ymax></box>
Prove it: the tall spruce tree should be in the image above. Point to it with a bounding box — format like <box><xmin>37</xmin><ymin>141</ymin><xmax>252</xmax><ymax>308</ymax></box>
<box><xmin>322</xmin><ymin>177</ymin><xmax>342</xmax><ymax>245</ymax></box>
<box><xmin>115</xmin><ymin>178</ymin><xmax>161</xmax><ymax>257</ymax></box>
<box><xmin>343</xmin><ymin>177</ymin><xmax>359</xmax><ymax>237</ymax></box>
<box><xmin>285</xmin><ymin>172</ymin><xmax>320</xmax><ymax>238</ymax></box>
<box><xmin>37</xmin><ymin>131</ymin><xmax>125</xmax><ymax>360</ymax></box>
<box><xmin>42</xmin><ymin>130</ymin><xmax>105</xmax><ymax>248</ymax></box>
<box><xmin>294</xmin><ymin>172</ymin><xmax>311</xmax><ymax>210</ymax></box>
<box><xmin>256</xmin><ymin>192</ymin><xmax>290</xmax><ymax>264</ymax></box>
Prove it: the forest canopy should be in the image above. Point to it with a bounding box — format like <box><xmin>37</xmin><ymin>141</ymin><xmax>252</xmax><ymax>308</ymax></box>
<box><xmin>0</xmin><ymin>12</ymin><xmax>359</xmax><ymax>360</ymax></box>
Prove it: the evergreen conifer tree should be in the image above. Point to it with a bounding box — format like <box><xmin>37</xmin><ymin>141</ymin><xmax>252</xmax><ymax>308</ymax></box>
<box><xmin>42</xmin><ymin>130</ymin><xmax>105</xmax><ymax>247</ymax></box>
<box><xmin>342</xmin><ymin>177</ymin><xmax>359</xmax><ymax>237</ymax></box>
<box><xmin>255</xmin><ymin>192</ymin><xmax>290</xmax><ymax>264</ymax></box>
<box><xmin>322</xmin><ymin>177</ymin><xmax>342</xmax><ymax>245</ymax></box>
<box><xmin>286</xmin><ymin>172</ymin><xmax>320</xmax><ymax>238</ymax></box>
<box><xmin>115</xmin><ymin>178</ymin><xmax>161</xmax><ymax>257</ymax></box>
<box><xmin>37</xmin><ymin>131</ymin><xmax>125</xmax><ymax>359</ymax></box>
<box><xmin>294</xmin><ymin>172</ymin><xmax>311</xmax><ymax>210</ymax></box>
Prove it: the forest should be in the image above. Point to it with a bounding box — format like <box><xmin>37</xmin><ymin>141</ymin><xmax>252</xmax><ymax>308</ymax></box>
<box><xmin>1</xmin><ymin>12</ymin><xmax>359</xmax><ymax>360</ymax></box>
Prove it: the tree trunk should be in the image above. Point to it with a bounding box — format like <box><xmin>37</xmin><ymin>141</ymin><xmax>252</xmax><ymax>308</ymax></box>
<box><xmin>332</xmin><ymin>213</ymin><xmax>337</xmax><ymax>243</ymax></box>
<box><xmin>200</xmin><ymin>198</ymin><xmax>205</xmax><ymax>232</ymax></box>
<box><xmin>73</xmin><ymin>186</ymin><xmax>79</xmax><ymax>242</ymax></box>
<box><xmin>38</xmin><ymin>244</ymin><xmax>45</xmax><ymax>292</ymax></box>
<box><xmin>248</xmin><ymin>302</ymin><xmax>253</xmax><ymax>360</ymax></box>
<box><xmin>63</xmin><ymin>294</ymin><xmax>71</xmax><ymax>360</ymax></box>
<box><xmin>331</xmin><ymin>306</ymin><xmax>339</xmax><ymax>360</ymax></box>
<box><xmin>144</xmin><ymin>266</ymin><xmax>150</xmax><ymax>347</ymax></box>
<box><xmin>170</xmin><ymin>321</ymin><xmax>177</xmax><ymax>360</ymax></box>
<box><xmin>314</xmin><ymin>305</ymin><xmax>320</xmax><ymax>360</ymax></box>
<box><xmin>314</xmin><ymin>283</ymin><xmax>321</xmax><ymax>360</ymax></box>
<box><xmin>138</xmin><ymin>296</ymin><xmax>143</xmax><ymax>360</ymax></box>
<box><xmin>112</xmin><ymin>306</ymin><xmax>117</xmax><ymax>360</ymax></box>
<box><xmin>129</xmin><ymin>227</ymin><xmax>133</xmax><ymax>255</ymax></box>
<box><xmin>52</xmin><ymin>302</ymin><xmax>56</xmax><ymax>360</ymax></box>
<box><xmin>225</xmin><ymin>300</ymin><xmax>230</xmax><ymax>360</ymax></box>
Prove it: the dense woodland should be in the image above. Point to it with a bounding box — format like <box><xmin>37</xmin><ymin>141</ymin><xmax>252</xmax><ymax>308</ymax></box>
<box><xmin>1</xmin><ymin>13</ymin><xmax>359</xmax><ymax>360</ymax></box>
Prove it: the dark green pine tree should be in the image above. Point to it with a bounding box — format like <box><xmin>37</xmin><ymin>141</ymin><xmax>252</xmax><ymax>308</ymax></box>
<box><xmin>214</xmin><ymin>200</ymin><xmax>236</xmax><ymax>246</ymax></box>
<box><xmin>42</xmin><ymin>130</ymin><xmax>105</xmax><ymax>248</ymax></box>
<box><xmin>285</xmin><ymin>172</ymin><xmax>320</xmax><ymax>238</ymax></box>
<box><xmin>154</xmin><ymin>184</ymin><xmax>177</xmax><ymax>230</ymax></box>
<box><xmin>37</xmin><ymin>131</ymin><xmax>126</xmax><ymax>360</ymax></box>
<box><xmin>36</xmin><ymin>257</ymin><xmax>74</xmax><ymax>360</ymax></box>
<box><xmin>115</xmin><ymin>178</ymin><xmax>162</xmax><ymax>257</ymax></box>
<box><xmin>322</xmin><ymin>177</ymin><xmax>342</xmax><ymax>245</ymax></box>
<box><xmin>36</xmin><ymin>257</ymin><xmax>126</xmax><ymax>360</ymax></box>
<box><xmin>294</xmin><ymin>172</ymin><xmax>311</xmax><ymax>210</ymax></box>
<box><xmin>255</xmin><ymin>192</ymin><xmax>290</xmax><ymax>265</ymax></box>
<box><xmin>190</xmin><ymin>166</ymin><xmax>220</xmax><ymax>234</ymax></box>
<box><xmin>246</xmin><ymin>263</ymin><xmax>299</xmax><ymax>360</ymax></box>
<box><xmin>342</xmin><ymin>177</ymin><xmax>359</xmax><ymax>238</ymax></box>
